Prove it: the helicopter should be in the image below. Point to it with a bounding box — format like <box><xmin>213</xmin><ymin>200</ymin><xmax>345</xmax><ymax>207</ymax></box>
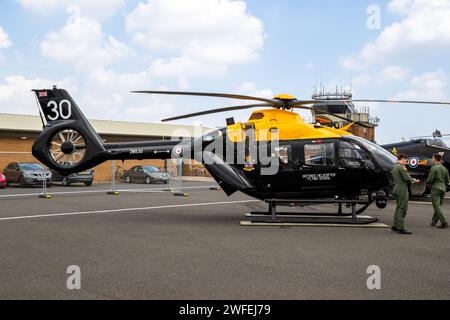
<box><xmin>382</xmin><ymin>130</ymin><xmax>450</xmax><ymax>196</ymax></box>
<box><xmin>31</xmin><ymin>87</ymin><xmax>450</xmax><ymax>223</ymax></box>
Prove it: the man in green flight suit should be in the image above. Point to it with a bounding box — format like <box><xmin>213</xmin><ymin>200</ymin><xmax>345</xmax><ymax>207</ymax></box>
<box><xmin>427</xmin><ymin>153</ymin><xmax>450</xmax><ymax>229</ymax></box>
<box><xmin>391</xmin><ymin>154</ymin><xmax>419</xmax><ymax>234</ymax></box>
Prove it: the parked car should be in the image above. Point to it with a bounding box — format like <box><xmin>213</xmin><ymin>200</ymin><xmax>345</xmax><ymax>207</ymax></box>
<box><xmin>0</xmin><ymin>171</ymin><xmax>6</xmax><ymax>189</ymax></box>
<box><xmin>50</xmin><ymin>168</ymin><xmax>94</xmax><ymax>187</ymax></box>
<box><xmin>123</xmin><ymin>165</ymin><xmax>169</xmax><ymax>184</ymax></box>
<box><xmin>3</xmin><ymin>162</ymin><xmax>52</xmax><ymax>187</ymax></box>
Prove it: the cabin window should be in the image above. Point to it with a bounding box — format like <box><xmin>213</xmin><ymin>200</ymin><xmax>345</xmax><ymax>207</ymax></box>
<box><xmin>249</xmin><ymin>113</ymin><xmax>265</xmax><ymax>120</ymax></box>
<box><xmin>304</xmin><ymin>143</ymin><xmax>335</xmax><ymax>166</ymax></box>
<box><xmin>274</xmin><ymin>145</ymin><xmax>292</xmax><ymax>164</ymax></box>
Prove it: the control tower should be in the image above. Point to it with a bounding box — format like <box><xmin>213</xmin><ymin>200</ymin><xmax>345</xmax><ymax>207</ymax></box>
<box><xmin>310</xmin><ymin>87</ymin><xmax>379</xmax><ymax>142</ymax></box>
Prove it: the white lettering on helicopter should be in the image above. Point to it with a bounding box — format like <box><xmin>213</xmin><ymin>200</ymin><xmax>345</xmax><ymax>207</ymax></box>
<box><xmin>46</xmin><ymin>99</ymin><xmax>72</xmax><ymax>121</ymax></box>
<box><xmin>130</xmin><ymin>148</ymin><xmax>144</xmax><ymax>155</ymax></box>
<box><xmin>345</xmin><ymin>160</ymin><xmax>361</xmax><ymax>168</ymax></box>
<box><xmin>302</xmin><ymin>173</ymin><xmax>336</xmax><ymax>181</ymax></box>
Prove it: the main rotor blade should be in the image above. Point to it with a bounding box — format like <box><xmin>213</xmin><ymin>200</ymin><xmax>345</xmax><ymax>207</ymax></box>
<box><xmin>132</xmin><ymin>90</ymin><xmax>284</xmax><ymax>107</ymax></box>
<box><xmin>288</xmin><ymin>100</ymin><xmax>337</xmax><ymax>107</ymax></box>
<box><xmin>161</xmin><ymin>103</ymin><xmax>273</xmax><ymax>122</ymax></box>
<box><xmin>353</xmin><ymin>99</ymin><xmax>450</xmax><ymax>105</ymax></box>
<box><xmin>291</xmin><ymin>98</ymin><xmax>450</xmax><ymax>107</ymax></box>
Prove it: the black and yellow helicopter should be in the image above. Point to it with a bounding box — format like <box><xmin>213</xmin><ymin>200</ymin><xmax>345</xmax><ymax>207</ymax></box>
<box><xmin>31</xmin><ymin>87</ymin><xmax>450</xmax><ymax>224</ymax></box>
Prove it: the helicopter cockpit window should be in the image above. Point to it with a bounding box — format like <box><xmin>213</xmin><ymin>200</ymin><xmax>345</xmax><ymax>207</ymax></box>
<box><xmin>426</xmin><ymin>139</ymin><xmax>449</xmax><ymax>149</ymax></box>
<box><xmin>304</xmin><ymin>143</ymin><xmax>335</xmax><ymax>166</ymax></box>
<box><xmin>339</xmin><ymin>141</ymin><xmax>375</xmax><ymax>169</ymax></box>
<box><xmin>274</xmin><ymin>145</ymin><xmax>292</xmax><ymax>164</ymax></box>
<box><xmin>339</xmin><ymin>142</ymin><xmax>362</xmax><ymax>159</ymax></box>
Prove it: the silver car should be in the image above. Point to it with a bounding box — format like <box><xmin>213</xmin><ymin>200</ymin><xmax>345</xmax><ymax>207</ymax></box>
<box><xmin>123</xmin><ymin>165</ymin><xmax>169</xmax><ymax>184</ymax></box>
<box><xmin>3</xmin><ymin>162</ymin><xmax>52</xmax><ymax>187</ymax></box>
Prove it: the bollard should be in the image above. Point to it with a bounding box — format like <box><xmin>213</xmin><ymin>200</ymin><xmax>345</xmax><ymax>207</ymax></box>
<box><xmin>107</xmin><ymin>160</ymin><xmax>120</xmax><ymax>195</ymax></box>
<box><xmin>171</xmin><ymin>174</ymin><xmax>188</xmax><ymax>197</ymax></box>
<box><xmin>164</xmin><ymin>174</ymin><xmax>174</xmax><ymax>192</ymax></box>
<box><xmin>173</xmin><ymin>178</ymin><xmax>188</xmax><ymax>197</ymax></box>
<box><xmin>38</xmin><ymin>173</ymin><xmax>52</xmax><ymax>199</ymax></box>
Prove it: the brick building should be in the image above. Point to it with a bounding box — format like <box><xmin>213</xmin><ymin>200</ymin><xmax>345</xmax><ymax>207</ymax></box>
<box><xmin>0</xmin><ymin>113</ymin><xmax>212</xmax><ymax>182</ymax></box>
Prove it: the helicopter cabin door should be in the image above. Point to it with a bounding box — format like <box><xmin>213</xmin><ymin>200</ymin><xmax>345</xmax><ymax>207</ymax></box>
<box><xmin>299</xmin><ymin>140</ymin><xmax>338</xmax><ymax>197</ymax></box>
<box><xmin>257</xmin><ymin>141</ymin><xmax>301</xmax><ymax>198</ymax></box>
<box><xmin>337</xmin><ymin>140</ymin><xmax>377</xmax><ymax>197</ymax></box>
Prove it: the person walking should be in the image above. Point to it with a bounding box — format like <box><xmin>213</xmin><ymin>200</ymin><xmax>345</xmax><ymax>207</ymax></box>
<box><xmin>391</xmin><ymin>154</ymin><xmax>418</xmax><ymax>235</ymax></box>
<box><xmin>427</xmin><ymin>153</ymin><xmax>450</xmax><ymax>229</ymax></box>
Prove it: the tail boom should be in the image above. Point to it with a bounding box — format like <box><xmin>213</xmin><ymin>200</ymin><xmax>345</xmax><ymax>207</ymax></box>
<box><xmin>32</xmin><ymin>87</ymin><xmax>187</xmax><ymax>174</ymax></box>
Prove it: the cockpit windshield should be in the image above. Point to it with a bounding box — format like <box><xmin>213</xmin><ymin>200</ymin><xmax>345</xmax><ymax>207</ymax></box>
<box><xmin>344</xmin><ymin>136</ymin><xmax>397</xmax><ymax>170</ymax></box>
<box><xmin>426</xmin><ymin>139</ymin><xmax>449</xmax><ymax>149</ymax></box>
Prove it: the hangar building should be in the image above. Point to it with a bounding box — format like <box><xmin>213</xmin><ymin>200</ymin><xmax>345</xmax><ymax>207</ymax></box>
<box><xmin>0</xmin><ymin>113</ymin><xmax>212</xmax><ymax>182</ymax></box>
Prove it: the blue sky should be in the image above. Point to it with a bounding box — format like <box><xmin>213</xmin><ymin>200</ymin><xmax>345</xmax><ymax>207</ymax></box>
<box><xmin>0</xmin><ymin>0</ymin><xmax>449</xmax><ymax>144</ymax></box>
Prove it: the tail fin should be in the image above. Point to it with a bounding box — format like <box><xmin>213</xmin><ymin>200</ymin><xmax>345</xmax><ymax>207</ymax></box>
<box><xmin>32</xmin><ymin>86</ymin><xmax>106</xmax><ymax>174</ymax></box>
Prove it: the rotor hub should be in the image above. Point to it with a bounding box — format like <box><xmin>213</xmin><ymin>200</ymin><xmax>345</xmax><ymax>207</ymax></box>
<box><xmin>61</xmin><ymin>141</ymin><xmax>75</xmax><ymax>154</ymax></box>
<box><xmin>273</xmin><ymin>94</ymin><xmax>296</xmax><ymax>101</ymax></box>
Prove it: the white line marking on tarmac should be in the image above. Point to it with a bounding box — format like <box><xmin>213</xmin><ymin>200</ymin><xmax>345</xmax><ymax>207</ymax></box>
<box><xmin>0</xmin><ymin>200</ymin><xmax>260</xmax><ymax>222</ymax></box>
<box><xmin>409</xmin><ymin>201</ymin><xmax>433</xmax><ymax>205</ymax></box>
<box><xmin>0</xmin><ymin>185</ymin><xmax>215</xmax><ymax>198</ymax></box>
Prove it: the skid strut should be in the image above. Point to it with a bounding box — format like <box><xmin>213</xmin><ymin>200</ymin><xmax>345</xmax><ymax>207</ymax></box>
<box><xmin>247</xmin><ymin>198</ymin><xmax>378</xmax><ymax>225</ymax></box>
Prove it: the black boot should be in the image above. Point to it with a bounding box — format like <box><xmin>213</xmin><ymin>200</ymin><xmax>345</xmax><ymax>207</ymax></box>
<box><xmin>391</xmin><ymin>226</ymin><xmax>398</xmax><ymax>232</ymax></box>
<box><xmin>397</xmin><ymin>229</ymin><xmax>412</xmax><ymax>235</ymax></box>
<box><xmin>437</xmin><ymin>223</ymin><xmax>448</xmax><ymax>229</ymax></box>
<box><xmin>431</xmin><ymin>222</ymin><xmax>438</xmax><ymax>227</ymax></box>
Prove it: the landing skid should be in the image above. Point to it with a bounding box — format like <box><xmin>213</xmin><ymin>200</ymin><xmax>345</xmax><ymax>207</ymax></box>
<box><xmin>245</xmin><ymin>198</ymin><xmax>378</xmax><ymax>225</ymax></box>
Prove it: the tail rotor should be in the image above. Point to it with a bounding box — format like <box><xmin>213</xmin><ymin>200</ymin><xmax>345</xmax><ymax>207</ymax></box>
<box><xmin>49</xmin><ymin>128</ymin><xmax>87</xmax><ymax>168</ymax></box>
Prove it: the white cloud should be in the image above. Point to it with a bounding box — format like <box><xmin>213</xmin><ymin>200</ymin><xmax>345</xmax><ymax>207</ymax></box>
<box><xmin>235</xmin><ymin>82</ymin><xmax>273</xmax><ymax>99</ymax></box>
<box><xmin>0</xmin><ymin>27</ymin><xmax>12</xmax><ymax>49</ymax></box>
<box><xmin>40</xmin><ymin>7</ymin><xmax>132</xmax><ymax>70</ymax></box>
<box><xmin>0</xmin><ymin>75</ymin><xmax>75</xmax><ymax>115</ymax></box>
<box><xmin>0</xmin><ymin>70</ymin><xmax>178</xmax><ymax>123</ymax></box>
<box><xmin>126</xmin><ymin>0</ymin><xmax>265</xmax><ymax>78</ymax></box>
<box><xmin>87</xmin><ymin>67</ymin><xmax>151</xmax><ymax>91</ymax></box>
<box><xmin>148</xmin><ymin>57</ymin><xmax>227</xmax><ymax>78</ymax></box>
<box><xmin>369</xmin><ymin>69</ymin><xmax>449</xmax><ymax>144</ymax></box>
<box><xmin>379</xmin><ymin>65</ymin><xmax>411</xmax><ymax>83</ymax></box>
<box><xmin>387</xmin><ymin>0</ymin><xmax>414</xmax><ymax>14</ymax></box>
<box><xmin>342</xmin><ymin>0</ymin><xmax>450</xmax><ymax>70</ymax></box>
<box><xmin>393</xmin><ymin>70</ymin><xmax>448</xmax><ymax>100</ymax></box>
<box><xmin>81</xmin><ymin>67</ymin><xmax>182</xmax><ymax>122</ymax></box>
<box><xmin>18</xmin><ymin>0</ymin><xmax>124</xmax><ymax>20</ymax></box>
<box><xmin>352</xmin><ymin>73</ymin><xmax>373</xmax><ymax>87</ymax></box>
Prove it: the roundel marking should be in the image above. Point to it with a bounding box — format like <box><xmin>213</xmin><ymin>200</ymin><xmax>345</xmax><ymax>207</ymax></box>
<box><xmin>174</xmin><ymin>147</ymin><xmax>184</xmax><ymax>157</ymax></box>
<box><xmin>409</xmin><ymin>157</ymin><xmax>419</xmax><ymax>168</ymax></box>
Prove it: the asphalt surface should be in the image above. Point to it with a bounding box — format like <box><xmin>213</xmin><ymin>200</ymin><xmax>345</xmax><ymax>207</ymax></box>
<box><xmin>0</xmin><ymin>182</ymin><xmax>449</xmax><ymax>300</ymax></box>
